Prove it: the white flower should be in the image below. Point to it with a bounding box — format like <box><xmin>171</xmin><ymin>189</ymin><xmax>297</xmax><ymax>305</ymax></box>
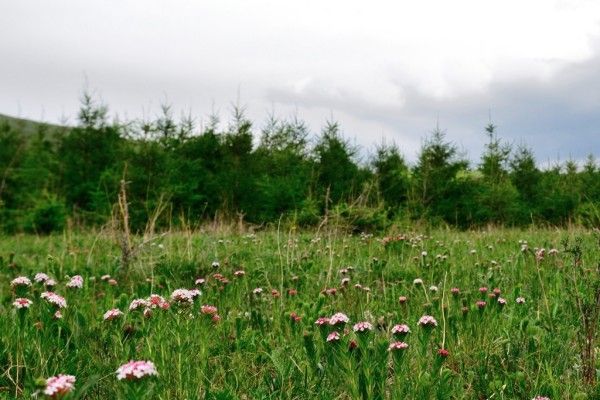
<box><xmin>41</xmin><ymin>292</ymin><xmax>67</xmax><ymax>308</ymax></box>
<box><xmin>116</xmin><ymin>360</ymin><xmax>158</xmax><ymax>380</ymax></box>
<box><xmin>103</xmin><ymin>308</ymin><xmax>124</xmax><ymax>321</ymax></box>
<box><xmin>11</xmin><ymin>276</ymin><xmax>31</xmax><ymax>287</ymax></box>
<box><xmin>329</xmin><ymin>312</ymin><xmax>350</xmax><ymax>325</ymax></box>
<box><xmin>13</xmin><ymin>298</ymin><xmax>33</xmax><ymax>309</ymax></box>
<box><xmin>44</xmin><ymin>374</ymin><xmax>76</xmax><ymax>397</ymax></box>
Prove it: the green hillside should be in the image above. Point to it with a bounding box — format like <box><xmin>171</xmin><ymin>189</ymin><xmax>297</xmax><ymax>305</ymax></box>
<box><xmin>0</xmin><ymin>113</ymin><xmax>68</xmax><ymax>136</ymax></box>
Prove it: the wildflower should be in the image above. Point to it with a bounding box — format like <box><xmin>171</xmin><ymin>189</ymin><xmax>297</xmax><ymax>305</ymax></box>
<box><xmin>535</xmin><ymin>248</ymin><xmax>545</xmax><ymax>261</ymax></box>
<box><xmin>314</xmin><ymin>317</ymin><xmax>330</xmax><ymax>326</ymax></box>
<box><xmin>66</xmin><ymin>275</ymin><xmax>83</xmax><ymax>289</ymax></box>
<box><xmin>413</xmin><ymin>278</ymin><xmax>423</xmax><ymax>285</ymax></box>
<box><xmin>101</xmin><ymin>274</ymin><xmax>111</xmax><ymax>281</ymax></box>
<box><xmin>252</xmin><ymin>287</ymin><xmax>263</xmax><ymax>295</ymax></box>
<box><xmin>329</xmin><ymin>312</ymin><xmax>350</xmax><ymax>326</ymax></box>
<box><xmin>516</xmin><ymin>297</ymin><xmax>526</xmax><ymax>304</ymax></box>
<box><xmin>548</xmin><ymin>248</ymin><xmax>559</xmax><ymax>256</ymax></box>
<box><xmin>54</xmin><ymin>310</ymin><xmax>63</xmax><ymax>319</ymax></box>
<box><xmin>497</xmin><ymin>297</ymin><xmax>507</xmax><ymax>306</ymax></box>
<box><xmin>108</xmin><ymin>279</ymin><xmax>118</xmax><ymax>286</ymax></box>
<box><xmin>429</xmin><ymin>285</ymin><xmax>438</xmax><ymax>292</ymax></box>
<box><xmin>195</xmin><ymin>278</ymin><xmax>206</xmax><ymax>285</ymax></box>
<box><xmin>391</xmin><ymin>324</ymin><xmax>410</xmax><ymax>336</ymax></box>
<box><xmin>398</xmin><ymin>296</ymin><xmax>408</xmax><ymax>304</ymax></box>
<box><xmin>271</xmin><ymin>289</ymin><xmax>280</xmax><ymax>298</ymax></box>
<box><xmin>341</xmin><ymin>277</ymin><xmax>350</xmax><ymax>286</ymax></box>
<box><xmin>103</xmin><ymin>308</ymin><xmax>124</xmax><ymax>321</ymax></box>
<box><xmin>388</xmin><ymin>341</ymin><xmax>409</xmax><ymax>351</ymax></box>
<box><xmin>290</xmin><ymin>312</ymin><xmax>301</xmax><ymax>323</ymax></box>
<box><xmin>148</xmin><ymin>294</ymin><xmax>168</xmax><ymax>309</ymax></box>
<box><xmin>450</xmin><ymin>287</ymin><xmax>460</xmax><ymax>295</ymax></box>
<box><xmin>438</xmin><ymin>348</ymin><xmax>450</xmax><ymax>358</ymax></box>
<box><xmin>478</xmin><ymin>287</ymin><xmax>488</xmax><ymax>294</ymax></box>
<box><xmin>493</xmin><ymin>288</ymin><xmax>501</xmax><ymax>296</ymax></box>
<box><xmin>326</xmin><ymin>331</ymin><xmax>341</xmax><ymax>342</ymax></box>
<box><xmin>421</xmin><ymin>251</ymin><xmax>427</xmax><ymax>257</ymax></box>
<box><xmin>11</xmin><ymin>276</ymin><xmax>31</xmax><ymax>287</ymax></box>
<box><xmin>129</xmin><ymin>299</ymin><xmax>150</xmax><ymax>311</ymax></box>
<box><xmin>45</xmin><ymin>278</ymin><xmax>57</xmax><ymax>287</ymax></box>
<box><xmin>116</xmin><ymin>360</ymin><xmax>158</xmax><ymax>380</ymax></box>
<box><xmin>354</xmin><ymin>283</ymin><xmax>363</xmax><ymax>290</ymax></box>
<box><xmin>143</xmin><ymin>308</ymin><xmax>152</xmax><ymax>318</ymax></box>
<box><xmin>200</xmin><ymin>305</ymin><xmax>218</xmax><ymax>315</ymax></box>
<box><xmin>211</xmin><ymin>261</ymin><xmax>220</xmax><ymax>269</ymax></box>
<box><xmin>44</xmin><ymin>374</ymin><xmax>76</xmax><ymax>397</ymax></box>
<box><xmin>476</xmin><ymin>301</ymin><xmax>486</xmax><ymax>309</ymax></box>
<box><xmin>470</xmin><ymin>249</ymin><xmax>477</xmax><ymax>255</ymax></box>
<box><xmin>34</xmin><ymin>273</ymin><xmax>50</xmax><ymax>283</ymax></box>
<box><xmin>189</xmin><ymin>289</ymin><xmax>201</xmax><ymax>299</ymax></box>
<box><xmin>339</xmin><ymin>268</ymin><xmax>349</xmax><ymax>275</ymax></box>
<box><xmin>287</xmin><ymin>288</ymin><xmax>298</xmax><ymax>296</ymax></box>
<box><xmin>13</xmin><ymin>298</ymin><xmax>33</xmax><ymax>309</ymax></box>
<box><xmin>233</xmin><ymin>270</ymin><xmax>245</xmax><ymax>277</ymax></box>
<box><xmin>41</xmin><ymin>292</ymin><xmax>67</xmax><ymax>309</ymax></box>
<box><xmin>348</xmin><ymin>339</ymin><xmax>358</xmax><ymax>350</ymax></box>
<box><xmin>532</xmin><ymin>397</ymin><xmax>550</xmax><ymax>400</ymax></box>
<box><xmin>211</xmin><ymin>314</ymin><xmax>221</xmax><ymax>323</ymax></box>
<box><xmin>417</xmin><ymin>315</ymin><xmax>438</xmax><ymax>328</ymax></box>
<box><xmin>170</xmin><ymin>289</ymin><xmax>195</xmax><ymax>304</ymax></box>
<box><xmin>353</xmin><ymin>321</ymin><xmax>373</xmax><ymax>332</ymax></box>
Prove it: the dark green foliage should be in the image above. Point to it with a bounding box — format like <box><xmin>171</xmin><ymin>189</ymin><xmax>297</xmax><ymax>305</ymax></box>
<box><xmin>1</xmin><ymin>93</ymin><xmax>600</xmax><ymax>232</ymax></box>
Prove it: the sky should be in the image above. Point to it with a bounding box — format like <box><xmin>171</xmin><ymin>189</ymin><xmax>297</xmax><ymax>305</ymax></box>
<box><xmin>1</xmin><ymin>0</ymin><xmax>600</xmax><ymax>164</ymax></box>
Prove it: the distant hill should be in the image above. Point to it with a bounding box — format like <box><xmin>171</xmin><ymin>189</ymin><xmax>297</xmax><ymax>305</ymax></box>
<box><xmin>0</xmin><ymin>113</ymin><xmax>69</xmax><ymax>136</ymax></box>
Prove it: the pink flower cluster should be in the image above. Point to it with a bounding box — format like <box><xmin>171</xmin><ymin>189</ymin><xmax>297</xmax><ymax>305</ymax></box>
<box><xmin>391</xmin><ymin>324</ymin><xmax>410</xmax><ymax>335</ymax></box>
<box><xmin>353</xmin><ymin>321</ymin><xmax>373</xmax><ymax>333</ymax></box>
<box><xmin>13</xmin><ymin>298</ymin><xmax>33</xmax><ymax>309</ymax></box>
<box><xmin>116</xmin><ymin>360</ymin><xmax>158</xmax><ymax>380</ymax></box>
<box><xmin>103</xmin><ymin>308</ymin><xmax>124</xmax><ymax>321</ymax></box>
<box><xmin>44</xmin><ymin>374</ymin><xmax>76</xmax><ymax>397</ymax></box>
<box><xmin>417</xmin><ymin>315</ymin><xmax>437</xmax><ymax>328</ymax></box>
<box><xmin>170</xmin><ymin>288</ymin><xmax>198</xmax><ymax>304</ymax></box>
<box><xmin>11</xmin><ymin>276</ymin><xmax>31</xmax><ymax>287</ymax></box>
<box><xmin>388</xmin><ymin>341</ymin><xmax>409</xmax><ymax>351</ymax></box>
<box><xmin>41</xmin><ymin>292</ymin><xmax>67</xmax><ymax>309</ymax></box>
<box><xmin>66</xmin><ymin>275</ymin><xmax>84</xmax><ymax>289</ymax></box>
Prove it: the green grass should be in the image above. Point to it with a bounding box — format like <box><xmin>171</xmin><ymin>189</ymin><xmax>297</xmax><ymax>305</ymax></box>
<box><xmin>0</xmin><ymin>228</ymin><xmax>598</xmax><ymax>399</ymax></box>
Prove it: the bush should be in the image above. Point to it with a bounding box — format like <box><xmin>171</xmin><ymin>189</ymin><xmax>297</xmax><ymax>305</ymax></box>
<box><xmin>25</xmin><ymin>198</ymin><xmax>67</xmax><ymax>234</ymax></box>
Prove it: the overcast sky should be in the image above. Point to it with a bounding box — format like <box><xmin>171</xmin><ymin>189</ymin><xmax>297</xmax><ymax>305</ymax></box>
<box><xmin>1</xmin><ymin>0</ymin><xmax>600</xmax><ymax>163</ymax></box>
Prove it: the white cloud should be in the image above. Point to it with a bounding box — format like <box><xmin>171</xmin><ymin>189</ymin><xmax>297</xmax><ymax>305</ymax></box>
<box><xmin>1</xmin><ymin>0</ymin><xmax>600</xmax><ymax>160</ymax></box>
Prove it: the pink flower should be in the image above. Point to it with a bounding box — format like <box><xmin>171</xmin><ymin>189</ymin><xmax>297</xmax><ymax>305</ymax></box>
<box><xmin>493</xmin><ymin>288</ymin><xmax>501</xmax><ymax>296</ymax></box>
<box><xmin>391</xmin><ymin>324</ymin><xmax>410</xmax><ymax>335</ymax></box>
<box><xmin>314</xmin><ymin>317</ymin><xmax>330</xmax><ymax>326</ymax></box>
<box><xmin>388</xmin><ymin>341</ymin><xmax>409</xmax><ymax>351</ymax></box>
<box><xmin>170</xmin><ymin>289</ymin><xmax>195</xmax><ymax>304</ymax></box>
<box><xmin>253</xmin><ymin>287</ymin><xmax>263</xmax><ymax>295</ymax></box>
<box><xmin>13</xmin><ymin>298</ymin><xmax>33</xmax><ymax>309</ymax></box>
<box><xmin>129</xmin><ymin>298</ymin><xmax>150</xmax><ymax>311</ymax></box>
<box><xmin>287</xmin><ymin>289</ymin><xmax>298</xmax><ymax>296</ymax></box>
<box><xmin>103</xmin><ymin>308</ymin><xmax>124</xmax><ymax>321</ymax></box>
<box><xmin>53</xmin><ymin>310</ymin><xmax>63</xmax><ymax>319</ymax></box>
<box><xmin>532</xmin><ymin>397</ymin><xmax>550</xmax><ymax>400</ymax></box>
<box><xmin>44</xmin><ymin>374</ymin><xmax>76</xmax><ymax>397</ymax></box>
<box><xmin>289</xmin><ymin>312</ymin><xmax>301</xmax><ymax>323</ymax></box>
<box><xmin>66</xmin><ymin>275</ymin><xmax>83</xmax><ymax>289</ymax></box>
<box><xmin>438</xmin><ymin>348</ymin><xmax>450</xmax><ymax>358</ymax></box>
<box><xmin>326</xmin><ymin>331</ymin><xmax>341</xmax><ymax>342</ymax></box>
<box><xmin>116</xmin><ymin>360</ymin><xmax>158</xmax><ymax>380</ymax></box>
<box><xmin>417</xmin><ymin>315</ymin><xmax>437</xmax><ymax>328</ymax></box>
<box><xmin>41</xmin><ymin>292</ymin><xmax>67</xmax><ymax>309</ymax></box>
<box><xmin>271</xmin><ymin>289</ymin><xmax>281</xmax><ymax>298</ymax></box>
<box><xmin>45</xmin><ymin>278</ymin><xmax>57</xmax><ymax>287</ymax></box>
<box><xmin>478</xmin><ymin>287</ymin><xmax>488</xmax><ymax>294</ymax></box>
<box><xmin>195</xmin><ymin>278</ymin><xmax>206</xmax><ymax>285</ymax></box>
<box><xmin>450</xmin><ymin>287</ymin><xmax>460</xmax><ymax>295</ymax></box>
<box><xmin>398</xmin><ymin>296</ymin><xmax>408</xmax><ymax>304</ymax></box>
<box><xmin>476</xmin><ymin>301</ymin><xmax>487</xmax><ymax>309</ymax></box>
<box><xmin>516</xmin><ymin>297</ymin><xmax>526</xmax><ymax>304</ymax></box>
<box><xmin>353</xmin><ymin>321</ymin><xmax>373</xmax><ymax>333</ymax></box>
<box><xmin>148</xmin><ymin>294</ymin><xmax>168</xmax><ymax>309</ymax></box>
<box><xmin>34</xmin><ymin>273</ymin><xmax>50</xmax><ymax>283</ymax></box>
<box><xmin>108</xmin><ymin>279</ymin><xmax>118</xmax><ymax>286</ymax></box>
<box><xmin>201</xmin><ymin>305</ymin><xmax>218</xmax><ymax>315</ymax></box>
<box><xmin>11</xmin><ymin>276</ymin><xmax>31</xmax><ymax>287</ymax></box>
<box><xmin>329</xmin><ymin>312</ymin><xmax>350</xmax><ymax>326</ymax></box>
<box><xmin>233</xmin><ymin>270</ymin><xmax>245</xmax><ymax>277</ymax></box>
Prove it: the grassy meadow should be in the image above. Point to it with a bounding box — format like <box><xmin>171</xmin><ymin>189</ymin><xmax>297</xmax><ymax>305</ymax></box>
<box><xmin>0</xmin><ymin>227</ymin><xmax>599</xmax><ymax>399</ymax></box>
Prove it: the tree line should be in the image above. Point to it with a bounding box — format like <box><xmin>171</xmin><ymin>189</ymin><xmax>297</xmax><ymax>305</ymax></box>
<box><xmin>1</xmin><ymin>93</ymin><xmax>599</xmax><ymax>233</ymax></box>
